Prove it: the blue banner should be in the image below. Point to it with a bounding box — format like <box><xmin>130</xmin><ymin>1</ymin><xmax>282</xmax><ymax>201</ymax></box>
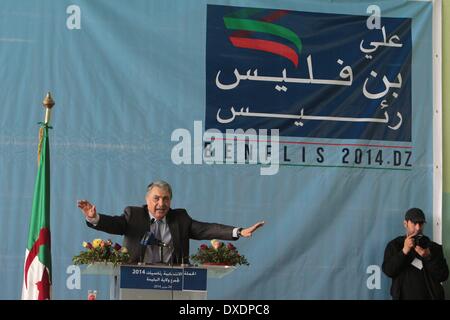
<box><xmin>206</xmin><ymin>5</ymin><xmax>412</xmax><ymax>142</ymax></box>
<box><xmin>0</xmin><ymin>0</ymin><xmax>435</xmax><ymax>300</ymax></box>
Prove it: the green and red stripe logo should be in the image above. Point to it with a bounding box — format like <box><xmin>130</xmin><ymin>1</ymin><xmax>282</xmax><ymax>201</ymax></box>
<box><xmin>224</xmin><ymin>8</ymin><xmax>302</xmax><ymax>67</ymax></box>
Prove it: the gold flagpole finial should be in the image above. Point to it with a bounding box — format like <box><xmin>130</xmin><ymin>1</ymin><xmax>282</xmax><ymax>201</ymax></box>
<box><xmin>42</xmin><ymin>92</ymin><xmax>55</xmax><ymax>124</ymax></box>
<box><xmin>38</xmin><ymin>92</ymin><xmax>55</xmax><ymax>164</ymax></box>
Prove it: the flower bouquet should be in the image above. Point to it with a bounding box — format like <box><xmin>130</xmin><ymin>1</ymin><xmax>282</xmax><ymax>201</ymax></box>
<box><xmin>190</xmin><ymin>239</ymin><xmax>249</xmax><ymax>266</ymax></box>
<box><xmin>72</xmin><ymin>238</ymin><xmax>130</xmax><ymax>266</ymax></box>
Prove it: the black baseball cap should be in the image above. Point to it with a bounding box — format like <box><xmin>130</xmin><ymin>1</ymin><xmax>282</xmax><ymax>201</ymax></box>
<box><xmin>404</xmin><ymin>208</ymin><xmax>426</xmax><ymax>223</ymax></box>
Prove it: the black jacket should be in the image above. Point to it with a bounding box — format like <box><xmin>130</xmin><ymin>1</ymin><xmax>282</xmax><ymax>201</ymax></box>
<box><xmin>87</xmin><ymin>205</ymin><xmax>236</xmax><ymax>264</ymax></box>
<box><xmin>382</xmin><ymin>236</ymin><xmax>449</xmax><ymax>299</ymax></box>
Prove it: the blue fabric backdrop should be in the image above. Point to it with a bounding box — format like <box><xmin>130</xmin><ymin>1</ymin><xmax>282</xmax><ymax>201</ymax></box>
<box><xmin>0</xmin><ymin>0</ymin><xmax>434</xmax><ymax>299</ymax></box>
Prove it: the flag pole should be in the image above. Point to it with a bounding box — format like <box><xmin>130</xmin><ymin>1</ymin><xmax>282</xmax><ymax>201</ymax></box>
<box><xmin>42</xmin><ymin>92</ymin><xmax>55</xmax><ymax>125</ymax></box>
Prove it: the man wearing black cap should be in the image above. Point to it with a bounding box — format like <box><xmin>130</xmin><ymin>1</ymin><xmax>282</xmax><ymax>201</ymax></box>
<box><xmin>382</xmin><ymin>208</ymin><xmax>448</xmax><ymax>299</ymax></box>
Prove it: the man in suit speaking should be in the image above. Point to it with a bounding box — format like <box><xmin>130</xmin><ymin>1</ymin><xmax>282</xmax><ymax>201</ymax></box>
<box><xmin>77</xmin><ymin>180</ymin><xmax>264</xmax><ymax>264</ymax></box>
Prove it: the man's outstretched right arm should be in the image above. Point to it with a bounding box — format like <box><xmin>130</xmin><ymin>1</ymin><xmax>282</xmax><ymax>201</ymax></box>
<box><xmin>77</xmin><ymin>200</ymin><xmax>127</xmax><ymax>235</ymax></box>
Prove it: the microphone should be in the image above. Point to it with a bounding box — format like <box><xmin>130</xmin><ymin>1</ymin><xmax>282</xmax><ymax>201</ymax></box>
<box><xmin>141</xmin><ymin>232</ymin><xmax>169</xmax><ymax>247</ymax></box>
<box><xmin>157</xmin><ymin>240</ymin><xmax>170</xmax><ymax>247</ymax></box>
<box><xmin>139</xmin><ymin>218</ymin><xmax>156</xmax><ymax>264</ymax></box>
<box><xmin>141</xmin><ymin>218</ymin><xmax>173</xmax><ymax>264</ymax></box>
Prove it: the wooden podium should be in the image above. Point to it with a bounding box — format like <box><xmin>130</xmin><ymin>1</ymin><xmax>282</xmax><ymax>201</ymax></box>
<box><xmin>82</xmin><ymin>263</ymin><xmax>236</xmax><ymax>300</ymax></box>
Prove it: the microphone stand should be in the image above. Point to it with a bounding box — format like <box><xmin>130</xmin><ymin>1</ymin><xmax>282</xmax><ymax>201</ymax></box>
<box><xmin>139</xmin><ymin>232</ymin><xmax>151</xmax><ymax>265</ymax></box>
<box><xmin>170</xmin><ymin>248</ymin><xmax>175</xmax><ymax>301</ymax></box>
<box><xmin>159</xmin><ymin>245</ymin><xmax>164</xmax><ymax>264</ymax></box>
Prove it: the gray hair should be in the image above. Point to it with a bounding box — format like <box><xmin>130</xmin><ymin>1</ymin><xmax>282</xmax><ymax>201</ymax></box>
<box><xmin>146</xmin><ymin>180</ymin><xmax>172</xmax><ymax>199</ymax></box>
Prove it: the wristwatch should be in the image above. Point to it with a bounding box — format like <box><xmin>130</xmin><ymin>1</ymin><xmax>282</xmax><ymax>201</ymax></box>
<box><xmin>237</xmin><ymin>228</ymin><xmax>243</xmax><ymax>238</ymax></box>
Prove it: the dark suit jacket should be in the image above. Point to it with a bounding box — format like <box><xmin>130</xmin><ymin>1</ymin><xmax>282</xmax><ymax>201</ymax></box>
<box><xmin>87</xmin><ymin>205</ymin><xmax>236</xmax><ymax>264</ymax></box>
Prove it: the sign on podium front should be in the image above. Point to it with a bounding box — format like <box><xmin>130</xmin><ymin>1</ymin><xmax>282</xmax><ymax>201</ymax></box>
<box><xmin>82</xmin><ymin>263</ymin><xmax>236</xmax><ymax>300</ymax></box>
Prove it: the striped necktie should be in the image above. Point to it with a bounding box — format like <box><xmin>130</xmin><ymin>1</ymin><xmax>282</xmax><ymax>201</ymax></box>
<box><xmin>154</xmin><ymin>219</ymin><xmax>162</xmax><ymax>241</ymax></box>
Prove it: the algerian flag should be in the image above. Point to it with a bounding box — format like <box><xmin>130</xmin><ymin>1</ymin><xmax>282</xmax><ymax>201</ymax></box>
<box><xmin>21</xmin><ymin>123</ymin><xmax>52</xmax><ymax>300</ymax></box>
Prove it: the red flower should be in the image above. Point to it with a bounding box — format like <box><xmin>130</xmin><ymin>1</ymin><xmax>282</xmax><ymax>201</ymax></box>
<box><xmin>190</xmin><ymin>241</ymin><xmax>249</xmax><ymax>266</ymax></box>
<box><xmin>113</xmin><ymin>243</ymin><xmax>122</xmax><ymax>251</ymax></box>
